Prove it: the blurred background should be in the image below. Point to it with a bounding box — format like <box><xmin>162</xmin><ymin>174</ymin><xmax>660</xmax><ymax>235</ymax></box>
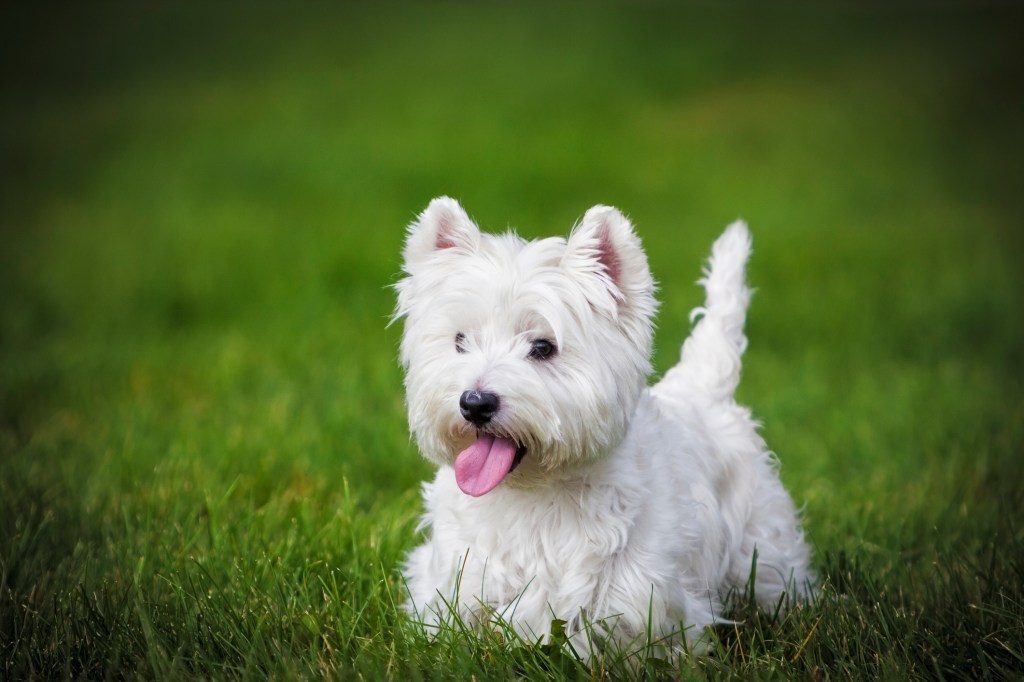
<box><xmin>0</xmin><ymin>1</ymin><xmax>1022</xmax><ymax>674</ymax></box>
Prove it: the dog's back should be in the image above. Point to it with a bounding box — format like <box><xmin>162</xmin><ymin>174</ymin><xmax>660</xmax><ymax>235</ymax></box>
<box><xmin>653</xmin><ymin>221</ymin><xmax>816</xmax><ymax>607</ymax></box>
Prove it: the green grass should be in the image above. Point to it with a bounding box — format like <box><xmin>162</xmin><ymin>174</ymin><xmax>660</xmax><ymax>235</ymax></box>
<box><xmin>2</xmin><ymin>2</ymin><xmax>1022</xmax><ymax>678</ymax></box>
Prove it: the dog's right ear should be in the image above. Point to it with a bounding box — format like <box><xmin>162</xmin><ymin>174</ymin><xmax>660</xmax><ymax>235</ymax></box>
<box><xmin>403</xmin><ymin>197</ymin><xmax>480</xmax><ymax>271</ymax></box>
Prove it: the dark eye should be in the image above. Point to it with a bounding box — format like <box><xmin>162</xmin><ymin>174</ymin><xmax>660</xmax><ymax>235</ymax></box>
<box><xmin>528</xmin><ymin>339</ymin><xmax>556</xmax><ymax>361</ymax></box>
<box><xmin>455</xmin><ymin>333</ymin><xmax>467</xmax><ymax>354</ymax></box>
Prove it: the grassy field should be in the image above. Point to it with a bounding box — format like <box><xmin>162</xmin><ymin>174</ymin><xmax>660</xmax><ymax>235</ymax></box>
<box><xmin>2</xmin><ymin>2</ymin><xmax>1022</xmax><ymax>679</ymax></box>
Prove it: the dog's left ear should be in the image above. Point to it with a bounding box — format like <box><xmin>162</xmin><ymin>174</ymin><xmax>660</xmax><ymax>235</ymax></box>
<box><xmin>564</xmin><ymin>206</ymin><xmax>655</xmax><ymax>317</ymax></box>
<box><xmin>402</xmin><ymin>196</ymin><xmax>481</xmax><ymax>273</ymax></box>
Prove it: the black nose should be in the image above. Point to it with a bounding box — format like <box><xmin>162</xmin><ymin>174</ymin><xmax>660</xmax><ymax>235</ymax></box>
<box><xmin>460</xmin><ymin>390</ymin><xmax>500</xmax><ymax>426</ymax></box>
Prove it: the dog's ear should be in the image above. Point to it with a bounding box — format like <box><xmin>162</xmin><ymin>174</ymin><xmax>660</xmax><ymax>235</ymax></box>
<box><xmin>564</xmin><ymin>206</ymin><xmax>655</xmax><ymax>317</ymax></box>
<box><xmin>403</xmin><ymin>197</ymin><xmax>480</xmax><ymax>271</ymax></box>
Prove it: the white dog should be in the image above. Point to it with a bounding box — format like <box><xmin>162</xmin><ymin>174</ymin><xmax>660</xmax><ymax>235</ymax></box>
<box><xmin>394</xmin><ymin>197</ymin><xmax>813</xmax><ymax>656</ymax></box>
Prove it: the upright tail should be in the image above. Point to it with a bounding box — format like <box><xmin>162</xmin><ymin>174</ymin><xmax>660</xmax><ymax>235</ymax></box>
<box><xmin>654</xmin><ymin>221</ymin><xmax>753</xmax><ymax>405</ymax></box>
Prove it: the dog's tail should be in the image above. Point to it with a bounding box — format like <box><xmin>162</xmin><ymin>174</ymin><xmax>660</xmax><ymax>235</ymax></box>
<box><xmin>654</xmin><ymin>221</ymin><xmax>752</xmax><ymax>405</ymax></box>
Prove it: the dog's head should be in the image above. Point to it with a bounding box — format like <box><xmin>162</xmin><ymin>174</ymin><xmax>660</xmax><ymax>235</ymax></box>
<box><xmin>394</xmin><ymin>197</ymin><xmax>656</xmax><ymax>496</ymax></box>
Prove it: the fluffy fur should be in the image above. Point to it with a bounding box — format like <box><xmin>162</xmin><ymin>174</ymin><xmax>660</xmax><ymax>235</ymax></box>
<box><xmin>394</xmin><ymin>197</ymin><xmax>814</xmax><ymax>656</ymax></box>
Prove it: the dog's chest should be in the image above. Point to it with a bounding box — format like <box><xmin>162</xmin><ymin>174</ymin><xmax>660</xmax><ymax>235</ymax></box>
<box><xmin>441</xmin><ymin>478</ymin><xmax>640</xmax><ymax>598</ymax></box>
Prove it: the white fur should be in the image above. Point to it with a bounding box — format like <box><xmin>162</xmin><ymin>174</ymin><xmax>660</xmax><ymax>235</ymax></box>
<box><xmin>394</xmin><ymin>197</ymin><xmax>814</xmax><ymax>656</ymax></box>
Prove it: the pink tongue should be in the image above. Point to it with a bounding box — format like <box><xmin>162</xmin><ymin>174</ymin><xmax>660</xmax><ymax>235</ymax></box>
<box><xmin>454</xmin><ymin>434</ymin><xmax>518</xmax><ymax>497</ymax></box>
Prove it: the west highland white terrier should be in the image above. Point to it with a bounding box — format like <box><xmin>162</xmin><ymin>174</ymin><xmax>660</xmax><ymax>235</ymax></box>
<box><xmin>394</xmin><ymin>197</ymin><xmax>814</xmax><ymax>657</ymax></box>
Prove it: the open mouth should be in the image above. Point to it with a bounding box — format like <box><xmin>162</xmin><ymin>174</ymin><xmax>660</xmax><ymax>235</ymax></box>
<box><xmin>454</xmin><ymin>433</ymin><xmax>527</xmax><ymax>497</ymax></box>
<box><xmin>509</xmin><ymin>443</ymin><xmax>527</xmax><ymax>473</ymax></box>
